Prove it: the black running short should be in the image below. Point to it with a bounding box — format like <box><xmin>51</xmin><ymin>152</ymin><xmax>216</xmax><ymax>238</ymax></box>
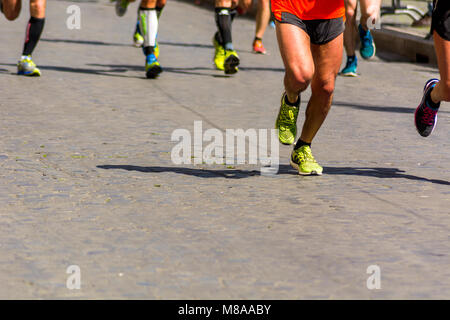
<box><xmin>432</xmin><ymin>0</ymin><xmax>450</xmax><ymax>41</ymax></box>
<box><xmin>275</xmin><ymin>12</ymin><xmax>345</xmax><ymax>45</ymax></box>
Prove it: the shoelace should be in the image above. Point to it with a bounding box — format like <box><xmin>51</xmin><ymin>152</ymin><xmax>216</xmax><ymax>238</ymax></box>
<box><xmin>421</xmin><ymin>106</ymin><xmax>437</xmax><ymax>125</ymax></box>
<box><xmin>294</xmin><ymin>147</ymin><xmax>316</xmax><ymax>163</ymax></box>
<box><xmin>279</xmin><ymin>107</ymin><xmax>295</xmax><ymax>127</ymax></box>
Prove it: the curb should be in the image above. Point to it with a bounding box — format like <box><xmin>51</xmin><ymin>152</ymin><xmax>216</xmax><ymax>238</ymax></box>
<box><xmin>372</xmin><ymin>26</ymin><xmax>437</xmax><ymax>65</ymax></box>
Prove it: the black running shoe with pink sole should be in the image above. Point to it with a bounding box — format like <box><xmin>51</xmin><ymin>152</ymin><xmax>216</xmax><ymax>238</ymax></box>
<box><xmin>414</xmin><ymin>79</ymin><xmax>440</xmax><ymax>137</ymax></box>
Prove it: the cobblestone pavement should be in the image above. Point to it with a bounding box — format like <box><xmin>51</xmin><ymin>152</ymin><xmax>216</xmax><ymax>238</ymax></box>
<box><xmin>0</xmin><ymin>0</ymin><xmax>449</xmax><ymax>299</ymax></box>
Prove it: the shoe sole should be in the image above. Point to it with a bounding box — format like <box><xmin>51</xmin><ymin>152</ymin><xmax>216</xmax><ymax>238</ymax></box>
<box><xmin>290</xmin><ymin>158</ymin><xmax>322</xmax><ymax>176</ymax></box>
<box><xmin>252</xmin><ymin>50</ymin><xmax>266</xmax><ymax>55</ymax></box>
<box><xmin>340</xmin><ymin>71</ymin><xmax>358</xmax><ymax>77</ymax></box>
<box><xmin>17</xmin><ymin>70</ymin><xmax>41</xmax><ymax>77</ymax></box>
<box><xmin>414</xmin><ymin>79</ymin><xmax>439</xmax><ymax>137</ymax></box>
<box><xmin>146</xmin><ymin>65</ymin><xmax>162</xmax><ymax>79</ymax></box>
<box><xmin>224</xmin><ymin>55</ymin><xmax>240</xmax><ymax>75</ymax></box>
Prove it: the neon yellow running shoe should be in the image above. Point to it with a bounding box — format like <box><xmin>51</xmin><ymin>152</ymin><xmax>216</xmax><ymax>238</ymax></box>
<box><xmin>133</xmin><ymin>31</ymin><xmax>144</xmax><ymax>47</ymax></box>
<box><xmin>17</xmin><ymin>56</ymin><xmax>41</xmax><ymax>77</ymax></box>
<box><xmin>275</xmin><ymin>92</ymin><xmax>299</xmax><ymax>145</ymax></box>
<box><xmin>290</xmin><ymin>145</ymin><xmax>323</xmax><ymax>176</ymax></box>
<box><xmin>224</xmin><ymin>50</ymin><xmax>239</xmax><ymax>74</ymax></box>
<box><xmin>213</xmin><ymin>35</ymin><xmax>225</xmax><ymax>71</ymax></box>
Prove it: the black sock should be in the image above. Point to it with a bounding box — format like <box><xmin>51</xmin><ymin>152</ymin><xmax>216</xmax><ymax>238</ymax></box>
<box><xmin>22</xmin><ymin>17</ymin><xmax>45</xmax><ymax>56</ymax></box>
<box><xmin>254</xmin><ymin>36</ymin><xmax>262</xmax><ymax>42</ymax></box>
<box><xmin>156</xmin><ymin>5</ymin><xmax>164</xmax><ymax>18</ymax></box>
<box><xmin>143</xmin><ymin>46</ymin><xmax>155</xmax><ymax>55</ymax></box>
<box><xmin>425</xmin><ymin>87</ymin><xmax>441</xmax><ymax>110</ymax></box>
<box><xmin>284</xmin><ymin>94</ymin><xmax>300</xmax><ymax>108</ymax></box>
<box><xmin>347</xmin><ymin>55</ymin><xmax>356</xmax><ymax>62</ymax></box>
<box><xmin>294</xmin><ymin>139</ymin><xmax>311</xmax><ymax>150</ymax></box>
<box><xmin>215</xmin><ymin>7</ymin><xmax>233</xmax><ymax>51</ymax></box>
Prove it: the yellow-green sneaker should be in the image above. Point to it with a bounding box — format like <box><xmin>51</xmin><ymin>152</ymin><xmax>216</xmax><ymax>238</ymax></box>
<box><xmin>213</xmin><ymin>35</ymin><xmax>225</xmax><ymax>71</ymax></box>
<box><xmin>290</xmin><ymin>145</ymin><xmax>323</xmax><ymax>176</ymax></box>
<box><xmin>133</xmin><ymin>31</ymin><xmax>144</xmax><ymax>47</ymax></box>
<box><xmin>223</xmin><ymin>49</ymin><xmax>240</xmax><ymax>74</ymax></box>
<box><xmin>17</xmin><ymin>56</ymin><xmax>41</xmax><ymax>77</ymax></box>
<box><xmin>275</xmin><ymin>92</ymin><xmax>299</xmax><ymax>145</ymax></box>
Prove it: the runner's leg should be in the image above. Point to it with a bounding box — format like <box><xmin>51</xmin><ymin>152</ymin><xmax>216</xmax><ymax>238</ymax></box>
<box><xmin>300</xmin><ymin>34</ymin><xmax>343</xmax><ymax>143</ymax></box>
<box><xmin>430</xmin><ymin>31</ymin><xmax>450</xmax><ymax>103</ymax></box>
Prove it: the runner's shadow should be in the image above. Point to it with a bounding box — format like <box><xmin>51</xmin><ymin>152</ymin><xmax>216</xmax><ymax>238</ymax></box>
<box><xmin>0</xmin><ymin>62</ymin><xmax>142</xmax><ymax>79</ymax></box>
<box><xmin>97</xmin><ymin>164</ymin><xmax>262</xmax><ymax>179</ymax></box>
<box><xmin>324</xmin><ymin>166</ymin><xmax>450</xmax><ymax>185</ymax></box>
<box><xmin>159</xmin><ymin>41</ymin><xmax>214</xmax><ymax>49</ymax></box>
<box><xmin>97</xmin><ymin>164</ymin><xmax>450</xmax><ymax>185</ymax></box>
<box><xmin>333</xmin><ymin>101</ymin><xmax>450</xmax><ymax>115</ymax></box>
<box><xmin>88</xmin><ymin>63</ymin><xmax>231</xmax><ymax>78</ymax></box>
<box><xmin>40</xmin><ymin>38</ymin><xmax>130</xmax><ymax>47</ymax></box>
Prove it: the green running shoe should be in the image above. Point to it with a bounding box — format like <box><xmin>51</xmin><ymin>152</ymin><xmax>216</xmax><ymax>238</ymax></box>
<box><xmin>275</xmin><ymin>92</ymin><xmax>299</xmax><ymax>145</ymax></box>
<box><xmin>290</xmin><ymin>145</ymin><xmax>323</xmax><ymax>176</ymax></box>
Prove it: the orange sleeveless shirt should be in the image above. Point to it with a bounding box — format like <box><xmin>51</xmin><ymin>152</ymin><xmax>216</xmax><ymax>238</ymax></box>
<box><xmin>271</xmin><ymin>0</ymin><xmax>345</xmax><ymax>21</ymax></box>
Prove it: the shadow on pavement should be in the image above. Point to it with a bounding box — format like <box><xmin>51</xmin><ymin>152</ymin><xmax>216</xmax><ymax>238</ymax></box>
<box><xmin>41</xmin><ymin>38</ymin><xmax>129</xmax><ymax>47</ymax></box>
<box><xmin>88</xmin><ymin>63</ymin><xmax>231</xmax><ymax>78</ymax></box>
<box><xmin>159</xmin><ymin>41</ymin><xmax>213</xmax><ymax>49</ymax></box>
<box><xmin>324</xmin><ymin>166</ymin><xmax>450</xmax><ymax>186</ymax></box>
<box><xmin>97</xmin><ymin>164</ymin><xmax>262</xmax><ymax>179</ymax></box>
<box><xmin>333</xmin><ymin>101</ymin><xmax>449</xmax><ymax>114</ymax></box>
<box><xmin>97</xmin><ymin>164</ymin><xmax>449</xmax><ymax>185</ymax></box>
<box><xmin>0</xmin><ymin>62</ymin><xmax>144</xmax><ymax>79</ymax></box>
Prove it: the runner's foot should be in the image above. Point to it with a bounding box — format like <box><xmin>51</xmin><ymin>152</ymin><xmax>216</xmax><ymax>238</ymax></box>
<box><xmin>340</xmin><ymin>55</ymin><xmax>358</xmax><ymax>77</ymax></box>
<box><xmin>145</xmin><ymin>53</ymin><xmax>162</xmax><ymax>79</ymax></box>
<box><xmin>213</xmin><ymin>33</ymin><xmax>225</xmax><ymax>71</ymax></box>
<box><xmin>290</xmin><ymin>145</ymin><xmax>323</xmax><ymax>176</ymax></box>
<box><xmin>17</xmin><ymin>55</ymin><xmax>41</xmax><ymax>76</ymax></box>
<box><xmin>275</xmin><ymin>92</ymin><xmax>299</xmax><ymax>145</ymax></box>
<box><xmin>415</xmin><ymin>79</ymin><xmax>440</xmax><ymax>137</ymax></box>
<box><xmin>223</xmin><ymin>49</ymin><xmax>239</xmax><ymax>74</ymax></box>
<box><xmin>252</xmin><ymin>38</ymin><xmax>266</xmax><ymax>54</ymax></box>
<box><xmin>358</xmin><ymin>24</ymin><xmax>376</xmax><ymax>60</ymax></box>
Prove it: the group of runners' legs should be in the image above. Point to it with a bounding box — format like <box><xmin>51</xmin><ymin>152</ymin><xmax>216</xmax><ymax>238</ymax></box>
<box><xmin>1</xmin><ymin>0</ymin><xmax>448</xmax><ymax>176</ymax></box>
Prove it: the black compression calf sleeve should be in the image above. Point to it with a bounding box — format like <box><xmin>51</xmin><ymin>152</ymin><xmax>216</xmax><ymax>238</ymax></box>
<box><xmin>22</xmin><ymin>17</ymin><xmax>45</xmax><ymax>56</ymax></box>
<box><xmin>215</xmin><ymin>7</ymin><xmax>232</xmax><ymax>50</ymax></box>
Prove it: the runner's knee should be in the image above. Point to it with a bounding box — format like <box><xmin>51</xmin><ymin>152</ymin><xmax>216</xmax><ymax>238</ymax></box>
<box><xmin>313</xmin><ymin>80</ymin><xmax>335</xmax><ymax>98</ymax></box>
<box><xmin>345</xmin><ymin>7</ymin><xmax>356</xmax><ymax>23</ymax></box>
<box><xmin>288</xmin><ymin>67</ymin><xmax>313</xmax><ymax>90</ymax></box>
<box><xmin>3</xmin><ymin>7</ymin><xmax>20</xmax><ymax>20</ymax></box>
